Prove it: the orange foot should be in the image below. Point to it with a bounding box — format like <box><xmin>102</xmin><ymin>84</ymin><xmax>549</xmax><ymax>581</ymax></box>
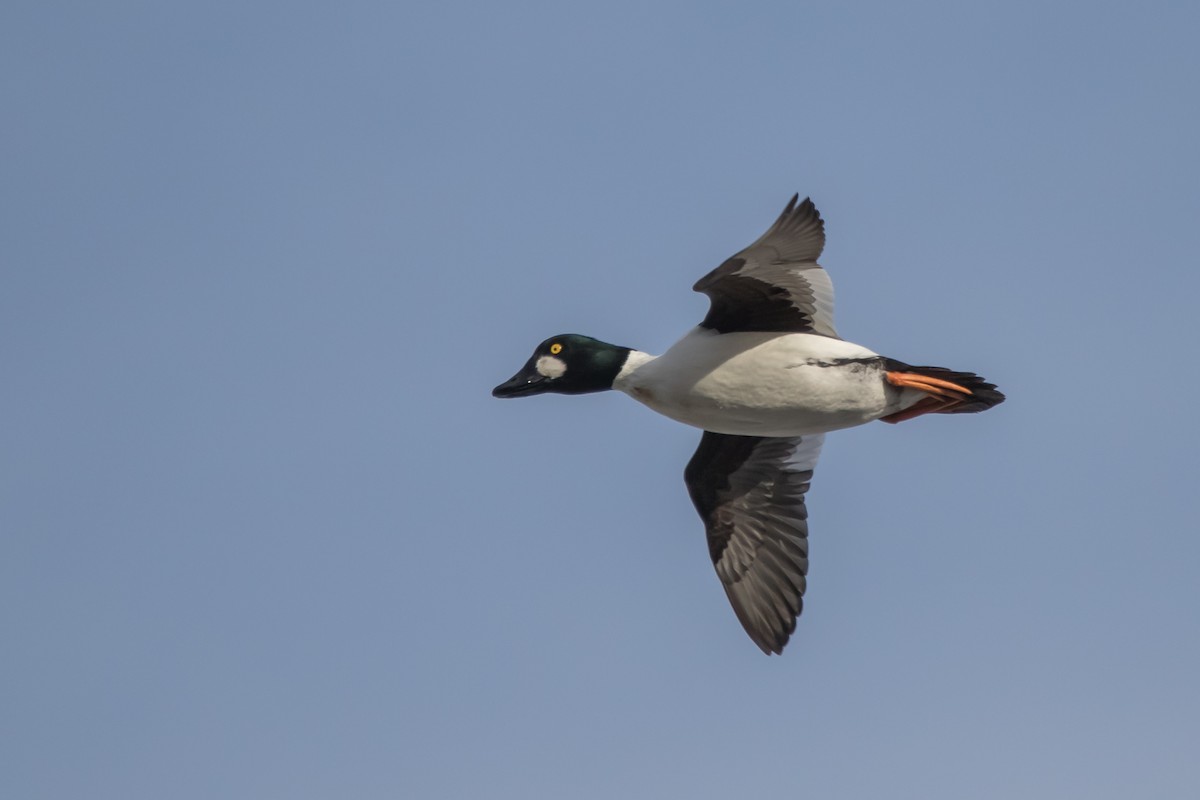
<box><xmin>881</xmin><ymin>371</ymin><xmax>974</xmax><ymax>424</ymax></box>
<box><xmin>880</xmin><ymin>395</ymin><xmax>959</xmax><ymax>423</ymax></box>
<box><xmin>885</xmin><ymin>371</ymin><xmax>974</xmax><ymax>398</ymax></box>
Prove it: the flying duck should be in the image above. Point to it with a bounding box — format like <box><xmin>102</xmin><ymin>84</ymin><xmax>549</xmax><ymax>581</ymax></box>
<box><xmin>492</xmin><ymin>195</ymin><xmax>1004</xmax><ymax>655</ymax></box>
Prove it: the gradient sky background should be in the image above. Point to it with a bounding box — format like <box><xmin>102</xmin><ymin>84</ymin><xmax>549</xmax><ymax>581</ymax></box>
<box><xmin>4</xmin><ymin>2</ymin><xmax>1199</xmax><ymax>798</ymax></box>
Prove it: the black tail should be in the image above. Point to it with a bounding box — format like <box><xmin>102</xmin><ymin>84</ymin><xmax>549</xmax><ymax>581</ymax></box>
<box><xmin>883</xmin><ymin>358</ymin><xmax>1005</xmax><ymax>414</ymax></box>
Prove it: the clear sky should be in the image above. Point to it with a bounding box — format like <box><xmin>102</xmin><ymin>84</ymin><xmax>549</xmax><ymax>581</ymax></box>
<box><xmin>3</xmin><ymin>1</ymin><xmax>1199</xmax><ymax>798</ymax></box>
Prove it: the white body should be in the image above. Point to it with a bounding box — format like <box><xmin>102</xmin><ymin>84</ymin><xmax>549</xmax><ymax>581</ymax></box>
<box><xmin>614</xmin><ymin>328</ymin><xmax>923</xmax><ymax>437</ymax></box>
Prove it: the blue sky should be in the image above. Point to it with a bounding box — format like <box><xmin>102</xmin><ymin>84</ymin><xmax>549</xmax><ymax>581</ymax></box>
<box><xmin>3</xmin><ymin>1</ymin><xmax>1199</xmax><ymax>797</ymax></box>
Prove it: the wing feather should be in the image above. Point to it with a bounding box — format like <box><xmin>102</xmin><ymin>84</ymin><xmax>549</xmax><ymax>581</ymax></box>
<box><xmin>693</xmin><ymin>195</ymin><xmax>838</xmax><ymax>338</ymax></box>
<box><xmin>684</xmin><ymin>431</ymin><xmax>824</xmax><ymax>655</ymax></box>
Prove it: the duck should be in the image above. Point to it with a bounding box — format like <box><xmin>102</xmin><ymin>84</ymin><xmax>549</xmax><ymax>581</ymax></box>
<box><xmin>492</xmin><ymin>195</ymin><xmax>1004</xmax><ymax>655</ymax></box>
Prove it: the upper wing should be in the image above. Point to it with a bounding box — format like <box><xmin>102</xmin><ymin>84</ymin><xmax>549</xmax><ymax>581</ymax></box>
<box><xmin>693</xmin><ymin>195</ymin><xmax>838</xmax><ymax>338</ymax></box>
<box><xmin>684</xmin><ymin>431</ymin><xmax>824</xmax><ymax>655</ymax></box>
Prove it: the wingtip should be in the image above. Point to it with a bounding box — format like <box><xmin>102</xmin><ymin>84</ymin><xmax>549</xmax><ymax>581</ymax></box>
<box><xmin>752</xmin><ymin>632</ymin><xmax>789</xmax><ymax>656</ymax></box>
<box><xmin>778</xmin><ymin>194</ymin><xmax>822</xmax><ymax>225</ymax></box>
<box><xmin>738</xmin><ymin>601</ymin><xmax>798</xmax><ymax>656</ymax></box>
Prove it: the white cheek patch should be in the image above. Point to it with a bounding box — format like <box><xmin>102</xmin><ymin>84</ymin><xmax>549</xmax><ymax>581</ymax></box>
<box><xmin>536</xmin><ymin>355</ymin><xmax>567</xmax><ymax>379</ymax></box>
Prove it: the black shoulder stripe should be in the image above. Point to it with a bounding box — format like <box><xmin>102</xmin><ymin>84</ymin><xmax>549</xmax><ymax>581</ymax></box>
<box><xmin>696</xmin><ymin>262</ymin><xmax>819</xmax><ymax>334</ymax></box>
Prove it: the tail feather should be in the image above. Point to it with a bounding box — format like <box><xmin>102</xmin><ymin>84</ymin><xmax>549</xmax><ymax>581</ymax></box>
<box><xmin>883</xmin><ymin>358</ymin><xmax>1005</xmax><ymax>415</ymax></box>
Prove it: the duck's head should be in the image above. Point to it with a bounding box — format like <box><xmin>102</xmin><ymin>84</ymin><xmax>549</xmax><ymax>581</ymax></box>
<box><xmin>492</xmin><ymin>334</ymin><xmax>632</xmax><ymax>398</ymax></box>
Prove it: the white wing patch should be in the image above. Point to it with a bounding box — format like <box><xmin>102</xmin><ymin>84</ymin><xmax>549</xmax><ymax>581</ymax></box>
<box><xmin>785</xmin><ymin>431</ymin><xmax>825</xmax><ymax>474</ymax></box>
<box><xmin>799</xmin><ymin>266</ymin><xmax>837</xmax><ymax>339</ymax></box>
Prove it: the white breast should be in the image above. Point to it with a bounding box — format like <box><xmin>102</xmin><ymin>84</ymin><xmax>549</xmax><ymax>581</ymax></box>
<box><xmin>615</xmin><ymin>328</ymin><xmax>904</xmax><ymax>437</ymax></box>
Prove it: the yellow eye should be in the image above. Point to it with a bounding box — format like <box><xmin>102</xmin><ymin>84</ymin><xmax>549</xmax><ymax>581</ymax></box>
<box><xmin>549</xmin><ymin>343</ymin><xmax>563</xmax><ymax>355</ymax></box>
